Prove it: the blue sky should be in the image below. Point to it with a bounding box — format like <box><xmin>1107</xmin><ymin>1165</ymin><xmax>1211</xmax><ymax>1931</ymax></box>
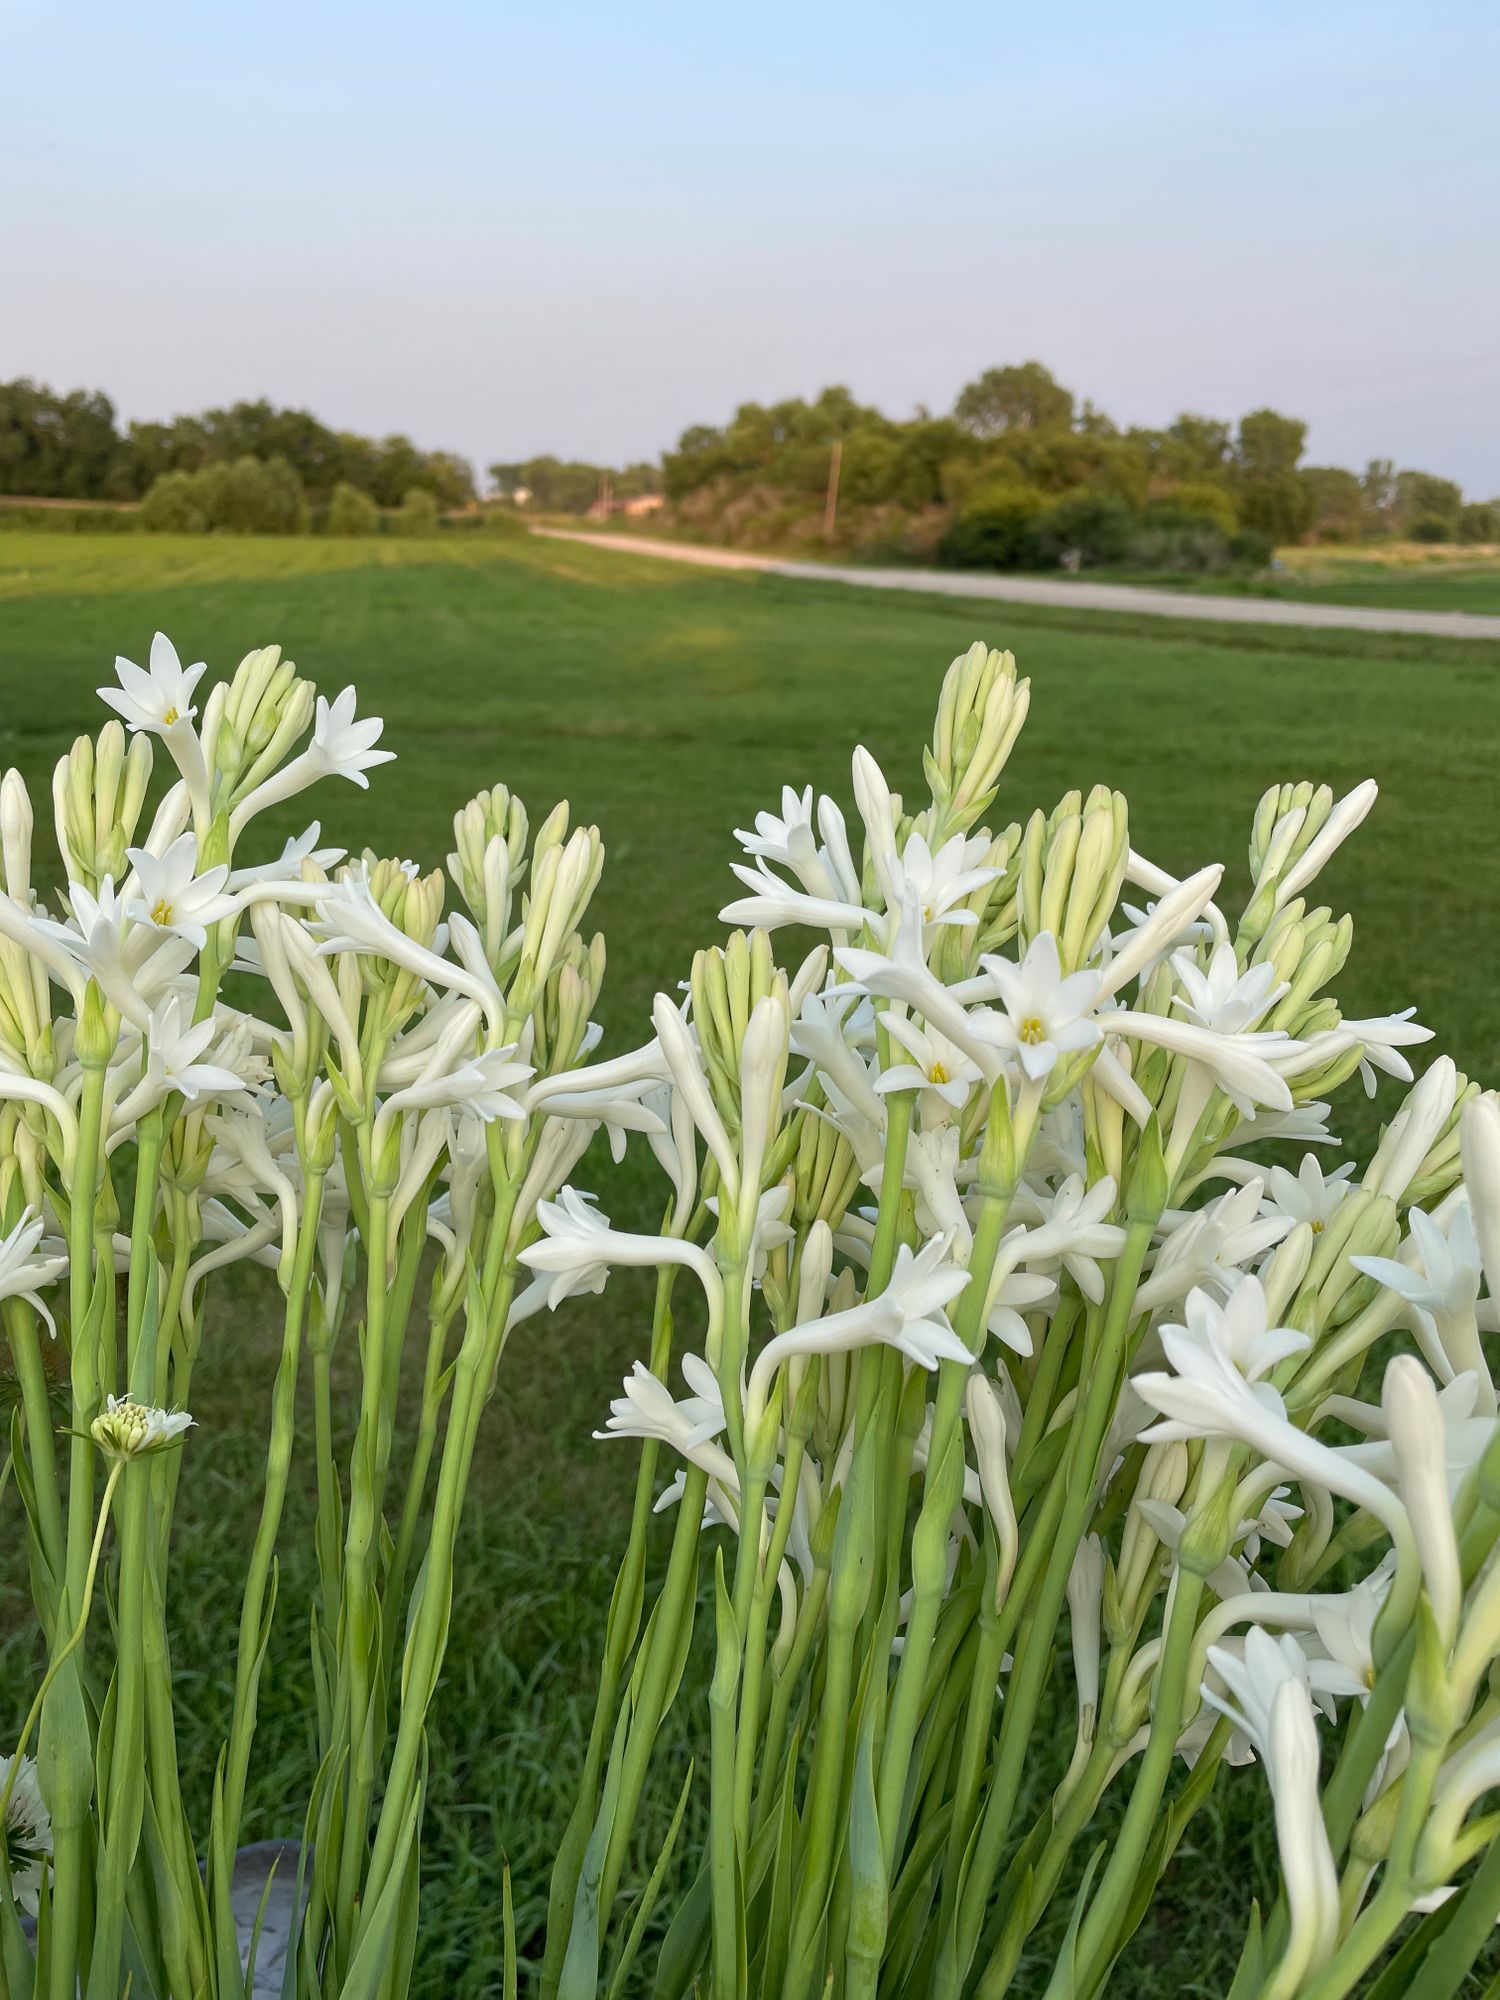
<box><xmin>4</xmin><ymin>1</ymin><xmax>1498</xmax><ymax>491</ymax></box>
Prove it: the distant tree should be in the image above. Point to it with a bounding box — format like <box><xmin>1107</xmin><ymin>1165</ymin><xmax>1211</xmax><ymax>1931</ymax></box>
<box><xmin>0</xmin><ymin>379</ymin><xmax>125</xmax><ymax>497</ymax></box>
<box><xmin>1036</xmin><ymin>489</ymin><xmax>1136</xmax><ymax>567</ymax></box>
<box><xmin>1167</xmin><ymin>413</ymin><xmax>1233</xmax><ymax>475</ymax></box>
<box><xmin>395</xmin><ymin>488</ymin><xmax>440</xmax><ymax>536</ymax></box>
<box><xmin>139</xmin><ymin>470</ymin><xmax>209</xmax><ymax>533</ymax></box>
<box><xmin>1457</xmin><ymin>500</ymin><xmax>1500</xmax><ymax>544</ymax></box>
<box><xmin>938</xmin><ymin>477</ymin><xmax>1049</xmax><ymax>570</ymax></box>
<box><xmin>1234</xmin><ymin>409</ymin><xmax>1307</xmax><ymax>481</ymax></box>
<box><xmin>325</xmin><ymin>481</ymin><xmax>381</xmax><ymax>535</ymax></box>
<box><xmin>488</xmin><ymin>462</ymin><xmax>528</xmax><ymax>500</ymax></box>
<box><xmin>1155</xmin><ymin>480</ymin><xmax>1238</xmax><ymax>536</ymax></box>
<box><xmin>507</xmin><ymin>456</ymin><xmax>604</xmax><ymax>513</ymax></box>
<box><xmin>1074</xmin><ymin>399</ymin><xmax>1118</xmax><ymax>438</ymax></box>
<box><xmin>1300</xmin><ymin>467</ymin><xmax>1366</xmax><ymax>543</ymax></box>
<box><xmin>1233</xmin><ymin>410</ymin><xmax>1313</xmax><ymax>543</ymax></box>
<box><xmin>196</xmin><ymin>456</ymin><xmax>308</xmax><ymax>533</ymax></box>
<box><xmin>953</xmin><ymin>362</ymin><xmax>1074</xmax><ymax>438</ymax></box>
<box><xmin>140</xmin><ymin>455</ymin><xmax>307</xmax><ymax>534</ymax></box>
<box><xmin>1395</xmin><ymin>470</ymin><xmax>1462</xmax><ymax>539</ymax></box>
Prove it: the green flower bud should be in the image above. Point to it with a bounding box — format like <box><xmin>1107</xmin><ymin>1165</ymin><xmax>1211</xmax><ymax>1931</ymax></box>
<box><xmin>1176</xmin><ymin>1477</ymin><xmax>1239</xmax><ymax>1578</ymax></box>
<box><xmin>925</xmin><ymin>642</ymin><xmax>1030</xmax><ymax>838</ymax></box>
<box><xmin>1125</xmin><ymin>1114</ymin><xmax>1169</xmax><ymax>1221</ymax></box>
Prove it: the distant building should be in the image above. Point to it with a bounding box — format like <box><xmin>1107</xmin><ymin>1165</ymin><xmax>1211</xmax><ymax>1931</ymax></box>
<box><xmin>585</xmin><ymin>491</ymin><xmax>664</xmax><ymax>520</ymax></box>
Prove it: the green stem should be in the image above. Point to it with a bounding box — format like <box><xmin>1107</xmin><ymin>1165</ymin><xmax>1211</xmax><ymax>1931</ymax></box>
<box><xmin>945</xmin><ymin>1215</ymin><xmax>1154</xmax><ymax>1998</ymax></box>
<box><xmin>220</xmin><ymin>1168</ymin><xmax>326</xmax><ymax>1849</ymax></box>
<box><xmin>1069</xmin><ymin>1566</ymin><xmax>1207</xmax><ymax>1989</ymax></box>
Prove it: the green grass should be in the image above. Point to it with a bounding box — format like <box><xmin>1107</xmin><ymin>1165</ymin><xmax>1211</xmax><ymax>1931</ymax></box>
<box><xmin>1</xmin><ymin>531</ymin><xmax>1497</xmax><ymax>1996</ymax></box>
<box><xmin>1256</xmin><ymin>563</ymin><xmax>1500</xmax><ymax>615</ymax></box>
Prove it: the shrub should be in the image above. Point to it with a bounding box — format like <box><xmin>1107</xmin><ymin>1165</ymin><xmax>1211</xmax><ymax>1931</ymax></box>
<box><xmin>0</xmin><ymin>503</ymin><xmax>140</xmax><ymax>533</ymax></box>
<box><xmin>1036</xmin><ymin>490</ymin><xmax>1137</xmax><ymax>567</ymax></box>
<box><xmin>395</xmin><ymin>487</ymin><xmax>441</xmax><ymax>537</ymax></box>
<box><xmin>1409</xmin><ymin>512</ymin><xmax>1452</xmax><ymax>544</ymax></box>
<box><xmin>325</xmin><ymin>481</ymin><xmax>381</xmax><ymax>536</ymax></box>
<box><xmin>141</xmin><ymin>457</ymin><xmax>308</xmax><ymax>534</ymax></box>
<box><xmin>1151</xmin><ymin>481</ymin><xmax>1238</xmax><ymax>536</ymax></box>
<box><xmin>1457</xmin><ymin>501</ymin><xmax>1500</xmax><ymax>544</ymax></box>
<box><xmin>140</xmin><ymin>471</ymin><xmax>209</xmax><ymax>533</ymax></box>
<box><xmin>199</xmin><ymin>455</ymin><xmax>307</xmax><ymax>534</ymax></box>
<box><xmin>1126</xmin><ymin>522</ymin><xmax>1233</xmax><ymax>574</ymax></box>
<box><xmin>1227</xmin><ymin>528</ymin><xmax>1275</xmax><ymax>566</ymax></box>
<box><xmin>937</xmin><ymin>480</ymin><xmax>1047</xmax><ymax>571</ymax></box>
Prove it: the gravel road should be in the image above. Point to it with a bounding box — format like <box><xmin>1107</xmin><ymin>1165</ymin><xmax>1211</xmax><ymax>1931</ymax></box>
<box><xmin>531</xmin><ymin>529</ymin><xmax>1500</xmax><ymax>641</ymax></box>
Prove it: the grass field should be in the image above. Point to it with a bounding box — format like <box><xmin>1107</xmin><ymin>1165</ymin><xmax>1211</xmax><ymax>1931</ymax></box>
<box><xmin>1</xmin><ymin>531</ymin><xmax>1498</xmax><ymax>1995</ymax></box>
<box><xmin>1248</xmin><ymin>543</ymin><xmax>1500</xmax><ymax>614</ymax></box>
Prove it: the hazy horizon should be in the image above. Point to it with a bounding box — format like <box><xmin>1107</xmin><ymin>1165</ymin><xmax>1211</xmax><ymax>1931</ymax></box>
<box><xmin>5</xmin><ymin>0</ymin><xmax>1498</xmax><ymax>494</ymax></box>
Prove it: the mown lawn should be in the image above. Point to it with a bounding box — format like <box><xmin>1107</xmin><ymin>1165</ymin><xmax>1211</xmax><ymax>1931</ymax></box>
<box><xmin>1</xmin><ymin>530</ymin><xmax>1497</xmax><ymax>1995</ymax></box>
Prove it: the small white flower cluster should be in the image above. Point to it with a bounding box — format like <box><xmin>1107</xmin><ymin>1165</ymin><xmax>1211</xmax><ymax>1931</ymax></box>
<box><xmin>539</xmin><ymin>643</ymin><xmax>1500</xmax><ymax>1999</ymax></box>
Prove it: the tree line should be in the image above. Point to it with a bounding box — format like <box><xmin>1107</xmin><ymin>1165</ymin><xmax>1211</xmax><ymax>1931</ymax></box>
<box><xmin>0</xmin><ymin>380</ymin><xmax>476</xmax><ymax>518</ymax></box>
<box><xmin>492</xmin><ymin>362</ymin><xmax>1495</xmax><ymax>575</ymax></box>
<box><xmin>636</xmin><ymin>362</ymin><xmax>1497</xmax><ymax>571</ymax></box>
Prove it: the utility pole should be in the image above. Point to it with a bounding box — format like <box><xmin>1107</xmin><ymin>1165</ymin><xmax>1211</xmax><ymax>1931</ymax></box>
<box><xmin>823</xmin><ymin>438</ymin><xmax>843</xmax><ymax>542</ymax></box>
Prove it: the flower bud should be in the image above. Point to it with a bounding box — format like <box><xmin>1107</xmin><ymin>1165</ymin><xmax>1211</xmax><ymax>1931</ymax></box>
<box><xmin>1176</xmin><ymin>1477</ymin><xmax>1239</xmax><ymax>1578</ymax></box>
<box><xmin>793</xmin><ymin>1111</ymin><xmax>860</xmax><ymax>1231</ymax></box>
<box><xmin>1125</xmin><ymin>1114</ymin><xmax>1168</xmax><ymax>1221</ymax></box>
<box><xmin>1384</xmin><ymin>1355</ymin><xmax>1461</xmax><ymax>1647</ymax></box>
<box><xmin>925</xmin><ymin>642</ymin><xmax>1030</xmax><ymax>836</ymax></box>
<box><xmin>1</xmin><ymin>771</ymin><xmax>32</xmax><ymax>900</ymax></box>
<box><xmin>75</xmin><ymin>980</ymin><xmax>115</xmax><ymax>1069</ymax></box>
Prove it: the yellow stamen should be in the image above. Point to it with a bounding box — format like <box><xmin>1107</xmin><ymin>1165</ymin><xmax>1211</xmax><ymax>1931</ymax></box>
<box><xmin>150</xmin><ymin>898</ymin><xmax>174</xmax><ymax>927</ymax></box>
<box><xmin>161</xmin><ymin>705</ymin><xmax>179</xmax><ymax>726</ymax></box>
<box><xmin>1018</xmin><ymin>1015</ymin><xmax>1045</xmax><ymax>1046</ymax></box>
<box><xmin>929</xmin><ymin>1060</ymin><xmax>951</xmax><ymax>1085</ymax></box>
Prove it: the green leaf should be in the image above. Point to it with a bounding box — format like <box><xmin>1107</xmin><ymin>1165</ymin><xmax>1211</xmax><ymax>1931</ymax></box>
<box><xmin>845</xmin><ymin>1707</ymin><xmax>889</xmax><ymax>2000</ymax></box>
<box><xmin>337</xmin><ymin>1788</ymin><xmax>423</xmax><ymax>2000</ymax></box>
<box><xmin>558</xmin><ymin>1703</ymin><xmax>632</xmax><ymax>2000</ymax></box>
<box><xmin>605</xmin><ymin>1761</ymin><xmax>694</xmax><ymax>2000</ymax></box>
<box><xmin>1223</xmin><ymin>1902</ymin><xmax>1264</xmax><ymax>2000</ymax></box>
<box><xmin>1038</xmin><ymin>1843</ymin><xmax>1107</xmax><ymax>2000</ymax></box>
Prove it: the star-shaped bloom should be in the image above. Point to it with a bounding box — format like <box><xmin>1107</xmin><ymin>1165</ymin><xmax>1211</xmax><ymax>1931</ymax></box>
<box><xmin>1172</xmin><ymin>941</ymin><xmax>1287</xmax><ymax>1034</ymax></box>
<box><xmin>0</xmin><ymin>1209</ymin><xmax>68</xmax><ymax>1337</ymax></box>
<box><xmin>876</xmin><ymin>1013</ymin><xmax>983</xmax><ymax>1113</ymax></box>
<box><xmin>112</xmin><ymin>996</ymin><xmax>250</xmax><ymax>1130</ymax></box>
<box><xmin>125</xmin><ymin>834</ymin><xmax>236</xmax><ymax>949</ymax></box>
<box><xmin>1263</xmin><ymin>1154</ymin><xmax>1356</xmax><ymax>1234</ymax></box>
<box><xmin>308</xmin><ymin>687</ymin><xmax>395</xmax><ymax>788</ymax></box>
<box><xmin>979</xmin><ymin>933</ymin><xmax>1102</xmax><ymax>1083</ymax></box>
<box><xmin>97</xmin><ymin>632</ymin><xmax>207</xmax><ymax>736</ymax></box>
<box><xmin>1134</xmin><ymin>1181</ymin><xmax>1294</xmax><ymax>1314</ymax></box>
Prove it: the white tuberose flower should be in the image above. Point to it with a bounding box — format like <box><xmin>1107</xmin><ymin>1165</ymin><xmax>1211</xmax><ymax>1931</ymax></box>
<box><xmin>875</xmin><ymin>1014</ymin><xmax>982</xmax><ymax>1113</ymax></box>
<box><xmin>1172</xmin><ymin>942</ymin><xmax>1286</xmax><ymax>1034</ymax></box>
<box><xmin>1</xmin><ymin>1750</ymin><xmax>52</xmax><ymax>1916</ymax></box>
<box><xmin>1201</xmin><ymin>1630</ymin><xmax>1340</xmax><ymax>1979</ymax></box>
<box><xmin>979</xmin><ymin>933</ymin><xmax>1102</xmax><ymax>1083</ymax></box>
<box><xmin>97</xmin><ymin>632</ymin><xmax>207</xmax><ymax>736</ymax></box>
<box><xmin>747</xmin><ymin>1234</ymin><xmax>972</xmax><ymax>1416</ymax></box>
<box><xmin>308</xmin><ymin>687</ymin><xmax>396</xmax><ymax>788</ymax></box>
<box><xmin>0</xmin><ymin>1210</ymin><xmax>68</xmax><ymax>1337</ymax></box>
<box><xmin>112</xmin><ymin>996</ymin><xmax>249</xmax><ymax>1131</ymax></box>
<box><xmin>125</xmin><ymin>834</ymin><xmax>236</xmax><ymax>950</ymax></box>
